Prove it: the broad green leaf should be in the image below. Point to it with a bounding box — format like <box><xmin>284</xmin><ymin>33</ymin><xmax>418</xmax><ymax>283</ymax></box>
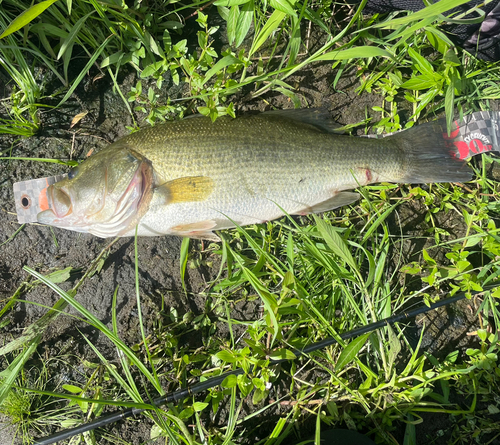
<box><xmin>386</xmin><ymin>325</ymin><xmax>401</xmax><ymax>372</ymax></box>
<box><xmin>244</xmin><ymin>269</ymin><xmax>279</xmax><ymax>340</ymax></box>
<box><xmin>422</xmin><ymin>249</ymin><xmax>436</xmax><ymax>265</ymax></box>
<box><xmin>193</xmin><ymin>402</ymin><xmax>209</xmax><ymax>412</ymax></box>
<box><xmin>221</xmin><ymin>374</ymin><xmax>238</xmax><ymax>388</ymax></box>
<box><xmin>387</xmin><ymin>71</ymin><xmax>403</xmax><ymax>87</ymax></box>
<box><xmin>151</xmin><ymin>424</ymin><xmax>162</xmax><ymax>440</ymax></box>
<box><xmin>314</xmin><ymin>216</ymin><xmax>359</xmax><ymax>274</ymax></box>
<box><xmin>401</xmin><ymin>75</ymin><xmax>437</xmax><ymax>90</ymax></box>
<box><xmin>227</xmin><ymin>5</ymin><xmax>240</xmax><ymax>45</ymax></box>
<box><xmin>204</xmin><ymin>55</ymin><xmax>240</xmax><ymax>84</ymax></box>
<box><xmin>0</xmin><ymin>0</ymin><xmax>59</xmax><ymax>39</ymax></box>
<box><xmin>252</xmin><ymin>388</ymin><xmax>268</xmax><ymax>404</ymax></box>
<box><xmin>43</xmin><ymin>266</ymin><xmax>73</xmax><ymax>284</ymax></box>
<box><xmin>411</xmin><ymin>88</ymin><xmax>439</xmax><ymax>117</ymax></box>
<box><xmin>146</xmin><ymin>30</ymin><xmax>163</xmax><ymax>57</ymax></box>
<box><xmin>464</xmin><ymin>234</ymin><xmax>482</xmax><ymax>247</ymax></box>
<box><xmin>179</xmin><ymin>407</ymin><xmax>194</xmax><ymax>419</ymax></box>
<box><xmin>269</xmin><ymin>0</ymin><xmax>296</xmax><ymax>16</ymax></box>
<box><xmin>63</xmin><ymin>384</ymin><xmax>83</xmax><ymax>394</ymax></box>
<box><xmin>288</xmin><ymin>15</ymin><xmax>301</xmax><ymax>65</ymax></box>
<box><xmin>336</xmin><ymin>333</ymin><xmax>370</xmax><ymax>370</ymax></box>
<box><xmin>101</xmin><ymin>51</ymin><xmax>124</xmax><ymax>69</ymax></box>
<box><xmin>217</xmin><ymin>5</ymin><xmax>230</xmax><ymax>21</ymax></box>
<box><xmin>269</xmin><ymin>348</ymin><xmax>297</xmax><ymax>360</ymax></box>
<box><xmin>235</xmin><ymin>0</ymin><xmax>254</xmax><ymax>47</ymax></box>
<box><xmin>425</xmin><ymin>27</ymin><xmax>451</xmax><ymax>55</ymax></box>
<box><xmin>313</xmin><ymin>46</ymin><xmax>392</xmax><ymax>62</ymax></box>
<box><xmin>403</xmin><ymin>415</ymin><xmax>417</xmax><ymax>445</ymax></box>
<box><xmin>141</xmin><ymin>63</ymin><xmax>157</xmax><ymax>78</ymax></box>
<box><xmin>444</xmin><ymin>49</ymin><xmax>461</xmax><ymax>66</ymax></box>
<box><xmin>252</xmin><ymin>377</ymin><xmax>266</xmax><ymax>391</ymax></box>
<box><xmin>408</xmin><ymin>47</ymin><xmax>434</xmax><ymax>77</ymax></box>
<box><xmin>237</xmin><ymin>374</ymin><xmax>253</xmax><ymax>396</ymax></box>
<box><xmin>216</xmin><ymin>350</ymin><xmax>237</xmax><ymax>363</ymax></box>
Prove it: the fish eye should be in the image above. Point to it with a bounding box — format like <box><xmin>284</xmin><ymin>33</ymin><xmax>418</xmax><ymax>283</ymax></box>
<box><xmin>68</xmin><ymin>166</ymin><xmax>79</xmax><ymax>180</ymax></box>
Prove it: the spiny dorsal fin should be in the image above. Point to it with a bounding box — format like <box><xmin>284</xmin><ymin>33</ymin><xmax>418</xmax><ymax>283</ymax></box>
<box><xmin>261</xmin><ymin>108</ymin><xmax>346</xmax><ymax>134</ymax></box>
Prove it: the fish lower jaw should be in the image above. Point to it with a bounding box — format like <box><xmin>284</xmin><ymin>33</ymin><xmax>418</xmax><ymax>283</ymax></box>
<box><xmin>36</xmin><ymin>209</ymin><xmax>117</xmax><ymax>237</ymax></box>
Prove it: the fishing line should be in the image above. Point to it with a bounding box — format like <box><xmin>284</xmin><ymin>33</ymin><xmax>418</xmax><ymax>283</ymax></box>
<box><xmin>33</xmin><ymin>289</ymin><xmax>490</xmax><ymax>445</ymax></box>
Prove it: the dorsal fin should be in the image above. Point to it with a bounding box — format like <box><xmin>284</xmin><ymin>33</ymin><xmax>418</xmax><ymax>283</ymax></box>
<box><xmin>261</xmin><ymin>108</ymin><xmax>346</xmax><ymax>134</ymax></box>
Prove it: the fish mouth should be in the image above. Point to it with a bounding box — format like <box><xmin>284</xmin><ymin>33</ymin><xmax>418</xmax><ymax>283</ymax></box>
<box><xmin>37</xmin><ymin>185</ymin><xmax>75</xmax><ymax>226</ymax></box>
<box><xmin>50</xmin><ymin>187</ymin><xmax>73</xmax><ymax>218</ymax></box>
<box><xmin>37</xmin><ymin>158</ymin><xmax>153</xmax><ymax>237</ymax></box>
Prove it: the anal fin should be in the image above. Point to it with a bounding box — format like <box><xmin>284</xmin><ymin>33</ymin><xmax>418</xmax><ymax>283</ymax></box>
<box><xmin>294</xmin><ymin>191</ymin><xmax>360</xmax><ymax>215</ymax></box>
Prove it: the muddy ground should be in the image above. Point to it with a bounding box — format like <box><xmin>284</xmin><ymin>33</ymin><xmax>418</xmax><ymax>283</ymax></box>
<box><xmin>0</xmin><ymin>14</ymin><xmax>499</xmax><ymax>445</ymax></box>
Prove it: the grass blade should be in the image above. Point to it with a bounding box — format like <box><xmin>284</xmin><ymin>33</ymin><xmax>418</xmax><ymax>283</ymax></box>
<box><xmin>314</xmin><ymin>215</ymin><xmax>360</xmax><ymax>275</ymax></box>
<box><xmin>0</xmin><ymin>0</ymin><xmax>59</xmax><ymax>39</ymax></box>
<box><xmin>314</xmin><ymin>46</ymin><xmax>393</xmax><ymax>62</ymax></box>
<box><xmin>235</xmin><ymin>0</ymin><xmax>254</xmax><ymax>48</ymax></box>
<box><xmin>0</xmin><ymin>338</ymin><xmax>39</xmax><ymax>406</ymax></box>
<box><xmin>249</xmin><ymin>10</ymin><xmax>286</xmax><ymax>57</ymax></box>
<box><xmin>180</xmin><ymin>237</ymin><xmax>190</xmax><ymax>292</ymax></box>
<box><xmin>23</xmin><ymin>266</ymin><xmax>162</xmax><ymax>394</ymax></box>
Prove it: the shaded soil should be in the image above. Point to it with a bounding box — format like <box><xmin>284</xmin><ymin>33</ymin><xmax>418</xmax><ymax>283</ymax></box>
<box><xmin>0</xmin><ymin>19</ymin><xmax>499</xmax><ymax>445</ymax></box>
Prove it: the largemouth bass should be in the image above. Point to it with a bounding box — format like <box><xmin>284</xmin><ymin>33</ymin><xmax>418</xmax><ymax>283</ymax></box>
<box><xmin>37</xmin><ymin>109</ymin><xmax>472</xmax><ymax>240</ymax></box>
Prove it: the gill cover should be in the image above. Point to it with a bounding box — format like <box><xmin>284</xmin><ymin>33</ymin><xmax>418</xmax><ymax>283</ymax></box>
<box><xmin>37</xmin><ymin>145</ymin><xmax>154</xmax><ymax>238</ymax></box>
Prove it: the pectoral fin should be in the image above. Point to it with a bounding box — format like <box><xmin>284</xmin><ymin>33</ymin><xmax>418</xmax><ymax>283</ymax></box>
<box><xmin>170</xmin><ymin>220</ymin><xmax>221</xmax><ymax>241</ymax></box>
<box><xmin>295</xmin><ymin>191</ymin><xmax>360</xmax><ymax>215</ymax></box>
<box><xmin>157</xmin><ymin>176</ymin><xmax>214</xmax><ymax>204</ymax></box>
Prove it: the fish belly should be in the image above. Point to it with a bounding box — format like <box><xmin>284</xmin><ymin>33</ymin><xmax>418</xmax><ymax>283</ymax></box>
<box><xmin>133</xmin><ymin>186</ymin><xmax>330</xmax><ymax>236</ymax></box>
<box><xmin>131</xmin><ymin>160</ymin><xmax>365</xmax><ymax>237</ymax></box>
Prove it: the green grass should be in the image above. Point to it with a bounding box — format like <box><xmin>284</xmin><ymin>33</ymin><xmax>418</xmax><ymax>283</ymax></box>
<box><xmin>1</xmin><ymin>0</ymin><xmax>500</xmax><ymax>443</ymax></box>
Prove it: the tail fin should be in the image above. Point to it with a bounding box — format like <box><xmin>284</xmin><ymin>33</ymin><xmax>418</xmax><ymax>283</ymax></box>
<box><xmin>391</xmin><ymin>121</ymin><xmax>472</xmax><ymax>183</ymax></box>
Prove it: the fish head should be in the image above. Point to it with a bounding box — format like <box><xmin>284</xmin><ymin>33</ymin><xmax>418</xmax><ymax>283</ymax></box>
<box><xmin>37</xmin><ymin>145</ymin><xmax>154</xmax><ymax>237</ymax></box>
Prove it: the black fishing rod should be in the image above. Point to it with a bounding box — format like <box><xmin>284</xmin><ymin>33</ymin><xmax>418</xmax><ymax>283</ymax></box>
<box><xmin>34</xmin><ymin>289</ymin><xmax>484</xmax><ymax>445</ymax></box>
